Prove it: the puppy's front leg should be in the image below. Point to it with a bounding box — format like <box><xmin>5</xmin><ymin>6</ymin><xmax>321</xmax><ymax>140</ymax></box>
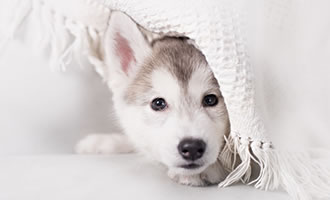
<box><xmin>75</xmin><ymin>134</ymin><xmax>135</xmax><ymax>154</ymax></box>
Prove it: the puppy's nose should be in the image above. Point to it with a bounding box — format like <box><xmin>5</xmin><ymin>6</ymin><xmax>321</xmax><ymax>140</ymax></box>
<box><xmin>178</xmin><ymin>138</ymin><xmax>206</xmax><ymax>161</ymax></box>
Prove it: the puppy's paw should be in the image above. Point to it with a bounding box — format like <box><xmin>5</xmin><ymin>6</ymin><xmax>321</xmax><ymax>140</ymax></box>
<box><xmin>167</xmin><ymin>161</ymin><xmax>228</xmax><ymax>186</ymax></box>
<box><xmin>75</xmin><ymin>133</ymin><xmax>134</xmax><ymax>154</ymax></box>
<box><xmin>168</xmin><ymin>173</ymin><xmax>207</xmax><ymax>186</ymax></box>
<box><xmin>199</xmin><ymin>160</ymin><xmax>228</xmax><ymax>185</ymax></box>
<box><xmin>167</xmin><ymin>171</ymin><xmax>209</xmax><ymax>186</ymax></box>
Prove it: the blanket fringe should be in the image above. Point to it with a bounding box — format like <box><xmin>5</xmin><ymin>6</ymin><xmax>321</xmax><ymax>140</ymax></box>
<box><xmin>0</xmin><ymin>0</ymin><xmax>107</xmax><ymax>78</ymax></box>
<box><xmin>0</xmin><ymin>0</ymin><xmax>31</xmax><ymax>54</ymax></box>
<box><xmin>219</xmin><ymin>134</ymin><xmax>330</xmax><ymax>200</ymax></box>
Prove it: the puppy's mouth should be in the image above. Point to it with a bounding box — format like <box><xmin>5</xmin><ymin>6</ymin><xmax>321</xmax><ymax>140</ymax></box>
<box><xmin>171</xmin><ymin>162</ymin><xmax>208</xmax><ymax>175</ymax></box>
<box><xmin>180</xmin><ymin>163</ymin><xmax>202</xmax><ymax>169</ymax></box>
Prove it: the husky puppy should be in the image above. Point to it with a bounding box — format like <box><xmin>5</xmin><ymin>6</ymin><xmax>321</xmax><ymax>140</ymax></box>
<box><xmin>76</xmin><ymin>12</ymin><xmax>230</xmax><ymax>186</ymax></box>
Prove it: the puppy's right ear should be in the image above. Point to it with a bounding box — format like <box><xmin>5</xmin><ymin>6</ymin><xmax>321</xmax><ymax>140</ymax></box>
<box><xmin>104</xmin><ymin>12</ymin><xmax>152</xmax><ymax>87</ymax></box>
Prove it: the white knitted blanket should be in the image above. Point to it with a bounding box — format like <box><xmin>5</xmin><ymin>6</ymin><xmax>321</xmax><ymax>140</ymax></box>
<box><xmin>1</xmin><ymin>0</ymin><xmax>330</xmax><ymax>199</ymax></box>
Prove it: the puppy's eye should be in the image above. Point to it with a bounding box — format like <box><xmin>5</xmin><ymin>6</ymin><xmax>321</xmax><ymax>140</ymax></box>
<box><xmin>202</xmin><ymin>94</ymin><xmax>218</xmax><ymax>107</ymax></box>
<box><xmin>151</xmin><ymin>98</ymin><xmax>167</xmax><ymax>111</ymax></box>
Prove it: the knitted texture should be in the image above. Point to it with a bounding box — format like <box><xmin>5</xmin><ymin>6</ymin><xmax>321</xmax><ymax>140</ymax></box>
<box><xmin>1</xmin><ymin>0</ymin><xmax>330</xmax><ymax>199</ymax></box>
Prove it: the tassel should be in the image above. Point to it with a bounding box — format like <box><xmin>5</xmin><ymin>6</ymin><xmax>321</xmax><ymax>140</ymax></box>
<box><xmin>219</xmin><ymin>135</ymin><xmax>330</xmax><ymax>200</ymax></box>
<box><xmin>0</xmin><ymin>0</ymin><xmax>32</xmax><ymax>53</ymax></box>
<box><xmin>1</xmin><ymin>0</ymin><xmax>109</xmax><ymax>74</ymax></box>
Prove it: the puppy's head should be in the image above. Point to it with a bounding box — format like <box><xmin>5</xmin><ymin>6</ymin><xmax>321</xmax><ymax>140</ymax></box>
<box><xmin>105</xmin><ymin>12</ymin><xmax>229</xmax><ymax>175</ymax></box>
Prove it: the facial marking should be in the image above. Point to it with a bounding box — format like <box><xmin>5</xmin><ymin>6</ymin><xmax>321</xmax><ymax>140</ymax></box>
<box><xmin>151</xmin><ymin>68</ymin><xmax>181</xmax><ymax>107</ymax></box>
<box><xmin>188</xmin><ymin>67</ymin><xmax>221</xmax><ymax>103</ymax></box>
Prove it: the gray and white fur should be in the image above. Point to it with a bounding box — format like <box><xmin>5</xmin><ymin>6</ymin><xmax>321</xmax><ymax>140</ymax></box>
<box><xmin>76</xmin><ymin>11</ymin><xmax>230</xmax><ymax>186</ymax></box>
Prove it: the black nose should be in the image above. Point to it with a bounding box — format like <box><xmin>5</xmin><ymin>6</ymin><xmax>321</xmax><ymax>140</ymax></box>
<box><xmin>178</xmin><ymin>138</ymin><xmax>206</xmax><ymax>161</ymax></box>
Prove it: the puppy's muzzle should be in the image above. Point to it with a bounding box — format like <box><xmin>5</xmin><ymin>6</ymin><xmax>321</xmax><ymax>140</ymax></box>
<box><xmin>178</xmin><ymin>138</ymin><xmax>206</xmax><ymax>161</ymax></box>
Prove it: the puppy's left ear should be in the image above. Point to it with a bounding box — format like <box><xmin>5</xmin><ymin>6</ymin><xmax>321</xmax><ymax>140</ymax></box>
<box><xmin>104</xmin><ymin>11</ymin><xmax>154</xmax><ymax>85</ymax></box>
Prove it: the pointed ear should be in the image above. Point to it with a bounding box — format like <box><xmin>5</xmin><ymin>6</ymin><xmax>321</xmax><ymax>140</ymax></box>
<box><xmin>104</xmin><ymin>12</ymin><xmax>152</xmax><ymax>81</ymax></box>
